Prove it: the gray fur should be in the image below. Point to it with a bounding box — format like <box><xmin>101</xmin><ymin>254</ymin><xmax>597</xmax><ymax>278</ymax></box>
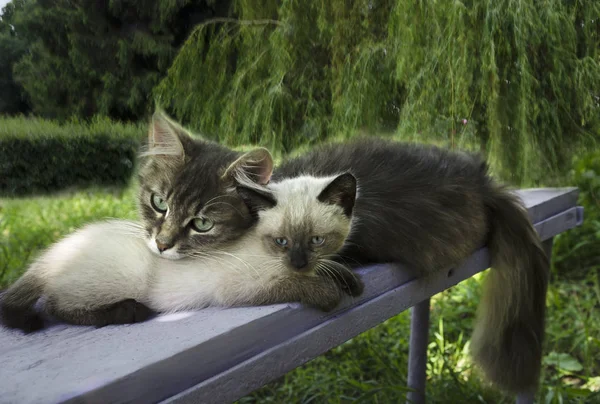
<box><xmin>274</xmin><ymin>137</ymin><xmax>549</xmax><ymax>394</ymax></box>
<box><xmin>46</xmin><ymin>298</ymin><xmax>153</xmax><ymax>327</ymax></box>
<box><xmin>0</xmin><ymin>271</ymin><xmax>45</xmax><ymax>332</ymax></box>
<box><xmin>0</xmin><ymin>110</ymin><xmax>279</xmax><ymax>330</ymax></box>
<box><xmin>248</xmin><ymin>174</ymin><xmax>360</xmax><ymax>277</ymax></box>
<box><xmin>137</xmin><ymin>109</ymin><xmax>274</xmax><ymax>259</ymax></box>
<box><xmin>0</xmin><ymin>176</ymin><xmax>363</xmax><ymax>332</ymax></box>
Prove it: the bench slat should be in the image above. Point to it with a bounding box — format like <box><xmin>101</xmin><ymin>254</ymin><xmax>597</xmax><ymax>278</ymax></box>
<box><xmin>0</xmin><ymin>188</ymin><xmax>581</xmax><ymax>404</ymax></box>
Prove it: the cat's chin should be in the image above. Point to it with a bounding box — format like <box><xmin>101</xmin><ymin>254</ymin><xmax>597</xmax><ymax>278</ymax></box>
<box><xmin>153</xmin><ymin>250</ymin><xmax>185</xmax><ymax>260</ymax></box>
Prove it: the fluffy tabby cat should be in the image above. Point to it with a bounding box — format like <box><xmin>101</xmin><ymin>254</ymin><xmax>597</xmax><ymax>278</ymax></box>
<box><xmin>274</xmin><ymin>138</ymin><xmax>549</xmax><ymax>394</ymax></box>
<box><xmin>1</xmin><ymin>110</ymin><xmax>273</xmax><ymax>331</ymax></box>
<box><xmin>0</xmin><ymin>173</ymin><xmax>363</xmax><ymax>331</ymax></box>
<box><xmin>137</xmin><ymin>109</ymin><xmax>275</xmax><ymax>260</ymax></box>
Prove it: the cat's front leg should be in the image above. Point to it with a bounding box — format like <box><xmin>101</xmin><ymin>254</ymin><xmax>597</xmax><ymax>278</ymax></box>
<box><xmin>247</xmin><ymin>276</ymin><xmax>344</xmax><ymax>312</ymax></box>
<box><xmin>46</xmin><ymin>298</ymin><xmax>155</xmax><ymax>327</ymax></box>
<box><xmin>316</xmin><ymin>261</ymin><xmax>365</xmax><ymax>297</ymax></box>
<box><xmin>332</xmin><ymin>268</ymin><xmax>364</xmax><ymax>297</ymax></box>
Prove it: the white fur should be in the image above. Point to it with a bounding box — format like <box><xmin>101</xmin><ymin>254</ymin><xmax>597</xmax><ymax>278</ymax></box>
<box><xmin>146</xmin><ymin>229</ymin><xmax>184</xmax><ymax>260</ymax></box>
<box><xmin>30</xmin><ymin>220</ymin><xmax>281</xmax><ymax>313</ymax></box>
<box><xmin>27</xmin><ymin>174</ymin><xmax>351</xmax><ymax>315</ymax></box>
<box><xmin>263</xmin><ymin>175</ymin><xmax>352</xmax><ymax>240</ymax></box>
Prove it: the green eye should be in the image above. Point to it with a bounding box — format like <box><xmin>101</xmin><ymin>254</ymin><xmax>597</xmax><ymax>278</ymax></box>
<box><xmin>151</xmin><ymin>194</ymin><xmax>168</xmax><ymax>213</ymax></box>
<box><xmin>311</xmin><ymin>236</ymin><xmax>325</xmax><ymax>245</ymax></box>
<box><xmin>274</xmin><ymin>237</ymin><xmax>288</xmax><ymax>247</ymax></box>
<box><xmin>192</xmin><ymin>217</ymin><xmax>214</xmax><ymax>232</ymax></box>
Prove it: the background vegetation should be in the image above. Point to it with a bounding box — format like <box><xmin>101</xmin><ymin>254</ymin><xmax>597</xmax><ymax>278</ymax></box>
<box><xmin>0</xmin><ymin>0</ymin><xmax>233</xmax><ymax>120</ymax></box>
<box><xmin>155</xmin><ymin>0</ymin><xmax>600</xmax><ymax>184</ymax></box>
<box><xmin>0</xmin><ymin>117</ymin><xmax>144</xmax><ymax>196</ymax></box>
<box><xmin>0</xmin><ymin>0</ymin><xmax>599</xmax><ymax>402</ymax></box>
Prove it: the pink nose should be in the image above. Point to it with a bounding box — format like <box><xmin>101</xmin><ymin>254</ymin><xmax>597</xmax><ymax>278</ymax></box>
<box><xmin>156</xmin><ymin>241</ymin><xmax>173</xmax><ymax>252</ymax></box>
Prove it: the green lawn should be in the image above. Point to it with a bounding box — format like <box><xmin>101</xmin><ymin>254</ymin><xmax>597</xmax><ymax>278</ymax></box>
<box><xmin>1</xmin><ymin>185</ymin><xmax>598</xmax><ymax>403</ymax></box>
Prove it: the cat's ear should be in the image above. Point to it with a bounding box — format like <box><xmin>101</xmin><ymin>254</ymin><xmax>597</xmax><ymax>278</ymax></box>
<box><xmin>222</xmin><ymin>148</ymin><xmax>274</xmax><ymax>186</ymax></box>
<box><xmin>236</xmin><ymin>185</ymin><xmax>277</xmax><ymax>215</ymax></box>
<box><xmin>317</xmin><ymin>172</ymin><xmax>357</xmax><ymax>217</ymax></box>
<box><xmin>144</xmin><ymin>109</ymin><xmax>190</xmax><ymax>159</ymax></box>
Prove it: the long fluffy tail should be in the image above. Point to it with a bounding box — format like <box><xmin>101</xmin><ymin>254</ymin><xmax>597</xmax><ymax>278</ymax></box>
<box><xmin>471</xmin><ymin>183</ymin><xmax>550</xmax><ymax>394</ymax></box>
<box><xmin>0</xmin><ymin>270</ymin><xmax>45</xmax><ymax>333</ymax></box>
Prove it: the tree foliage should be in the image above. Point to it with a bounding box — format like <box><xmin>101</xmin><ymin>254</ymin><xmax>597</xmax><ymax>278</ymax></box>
<box><xmin>6</xmin><ymin>0</ymin><xmax>232</xmax><ymax>121</ymax></box>
<box><xmin>0</xmin><ymin>0</ymin><xmax>31</xmax><ymax>114</ymax></box>
<box><xmin>156</xmin><ymin>0</ymin><xmax>600</xmax><ymax>184</ymax></box>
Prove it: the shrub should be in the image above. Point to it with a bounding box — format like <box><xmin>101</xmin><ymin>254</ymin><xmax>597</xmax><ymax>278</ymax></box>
<box><xmin>553</xmin><ymin>149</ymin><xmax>600</xmax><ymax>278</ymax></box>
<box><xmin>0</xmin><ymin>116</ymin><xmax>145</xmax><ymax>196</ymax></box>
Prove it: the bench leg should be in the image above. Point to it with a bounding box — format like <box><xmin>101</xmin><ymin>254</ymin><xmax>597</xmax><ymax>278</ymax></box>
<box><xmin>515</xmin><ymin>237</ymin><xmax>554</xmax><ymax>404</ymax></box>
<box><xmin>516</xmin><ymin>391</ymin><xmax>535</xmax><ymax>404</ymax></box>
<box><xmin>407</xmin><ymin>298</ymin><xmax>430</xmax><ymax>404</ymax></box>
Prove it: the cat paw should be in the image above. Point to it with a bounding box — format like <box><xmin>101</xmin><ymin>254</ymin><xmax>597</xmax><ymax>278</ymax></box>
<box><xmin>312</xmin><ymin>295</ymin><xmax>342</xmax><ymax>312</ymax></box>
<box><xmin>96</xmin><ymin>299</ymin><xmax>154</xmax><ymax>327</ymax></box>
<box><xmin>20</xmin><ymin>314</ymin><xmax>45</xmax><ymax>333</ymax></box>
<box><xmin>1</xmin><ymin>311</ymin><xmax>45</xmax><ymax>333</ymax></box>
<box><xmin>335</xmin><ymin>270</ymin><xmax>365</xmax><ymax>297</ymax></box>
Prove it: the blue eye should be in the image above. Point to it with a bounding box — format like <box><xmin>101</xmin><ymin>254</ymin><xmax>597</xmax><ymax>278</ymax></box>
<box><xmin>274</xmin><ymin>237</ymin><xmax>288</xmax><ymax>247</ymax></box>
<box><xmin>311</xmin><ymin>236</ymin><xmax>325</xmax><ymax>245</ymax></box>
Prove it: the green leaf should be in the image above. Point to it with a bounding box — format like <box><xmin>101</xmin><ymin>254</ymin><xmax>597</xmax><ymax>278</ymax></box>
<box><xmin>583</xmin><ymin>377</ymin><xmax>600</xmax><ymax>393</ymax></box>
<box><xmin>543</xmin><ymin>352</ymin><xmax>584</xmax><ymax>373</ymax></box>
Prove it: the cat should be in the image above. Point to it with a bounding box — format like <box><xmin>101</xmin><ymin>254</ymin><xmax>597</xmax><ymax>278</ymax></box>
<box><xmin>0</xmin><ymin>172</ymin><xmax>364</xmax><ymax>332</ymax></box>
<box><xmin>1</xmin><ymin>109</ymin><xmax>277</xmax><ymax>331</ymax></box>
<box><xmin>273</xmin><ymin>137</ymin><xmax>549</xmax><ymax>394</ymax></box>
<box><xmin>137</xmin><ymin>109</ymin><xmax>274</xmax><ymax>260</ymax></box>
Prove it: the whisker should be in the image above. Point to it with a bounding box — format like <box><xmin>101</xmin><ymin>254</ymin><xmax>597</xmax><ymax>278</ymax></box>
<box><xmin>187</xmin><ymin>253</ymin><xmax>249</xmax><ymax>278</ymax></box>
<box><xmin>202</xmin><ymin>194</ymin><xmax>235</xmax><ymax>206</ymax></box>
<box><xmin>318</xmin><ymin>260</ymin><xmax>355</xmax><ymax>301</ymax></box>
<box><xmin>210</xmin><ymin>251</ymin><xmax>277</xmax><ymax>259</ymax></box>
<box><xmin>209</xmin><ymin>251</ymin><xmax>261</xmax><ymax>279</ymax></box>
<box><xmin>322</xmin><ymin>253</ymin><xmax>362</xmax><ymax>268</ymax></box>
<box><xmin>201</xmin><ymin>201</ymin><xmax>246</xmax><ymax>218</ymax></box>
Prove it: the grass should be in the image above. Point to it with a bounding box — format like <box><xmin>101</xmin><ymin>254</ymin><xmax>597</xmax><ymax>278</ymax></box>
<box><xmin>1</xmin><ymin>185</ymin><xmax>599</xmax><ymax>403</ymax></box>
<box><xmin>0</xmin><ymin>118</ymin><xmax>598</xmax><ymax>402</ymax></box>
<box><xmin>0</xmin><ymin>186</ymin><xmax>138</xmax><ymax>285</ymax></box>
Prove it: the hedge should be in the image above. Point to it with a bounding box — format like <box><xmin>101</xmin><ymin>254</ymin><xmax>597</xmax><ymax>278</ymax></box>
<box><xmin>0</xmin><ymin>116</ymin><xmax>145</xmax><ymax>196</ymax></box>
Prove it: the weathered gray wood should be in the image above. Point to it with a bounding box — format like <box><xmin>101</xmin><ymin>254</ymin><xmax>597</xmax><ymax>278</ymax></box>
<box><xmin>165</xmin><ymin>248</ymin><xmax>493</xmax><ymax>404</ymax></box>
<box><xmin>515</xmin><ymin>187</ymin><xmax>578</xmax><ymax>223</ymax></box>
<box><xmin>534</xmin><ymin>206</ymin><xmax>583</xmax><ymax>241</ymax></box>
<box><xmin>164</xmin><ymin>190</ymin><xmax>582</xmax><ymax>404</ymax></box>
<box><xmin>542</xmin><ymin>237</ymin><xmax>555</xmax><ymax>259</ymax></box>
<box><xmin>0</xmin><ymin>188</ymin><xmax>582</xmax><ymax>404</ymax></box>
<box><xmin>406</xmin><ymin>298</ymin><xmax>431</xmax><ymax>404</ymax></box>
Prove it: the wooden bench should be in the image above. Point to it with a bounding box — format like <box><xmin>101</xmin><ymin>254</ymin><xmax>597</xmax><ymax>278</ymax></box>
<box><xmin>0</xmin><ymin>188</ymin><xmax>583</xmax><ymax>404</ymax></box>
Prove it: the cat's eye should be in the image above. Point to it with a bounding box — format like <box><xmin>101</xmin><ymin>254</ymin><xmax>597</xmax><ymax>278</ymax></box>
<box><xmin>151</xmin><ymin>194</ymin><xmax>168</xmax><ymax>213</ymax></box>
<box><xmin>274</xmin><ymin>237</ymin><xmax>288</xmax><ymax>247</ymax></box>
<box><xmin>192</xmin><ymin>217</ymin><xmax>214</xmax><ymax>232</ymax></box>
<box><xmin>311</xmin><ymin>236</ymin><xmax>325</xmax><ymax>245</ymax></box>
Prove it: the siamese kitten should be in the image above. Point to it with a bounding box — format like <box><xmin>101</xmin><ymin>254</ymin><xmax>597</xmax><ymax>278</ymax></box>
<box><xmin>1</xmin><ymin>110</ymin><xmax>275</xmax><ymax>331</ymax></box>
<box><xmin>0</xmin><ymin>173</ymin><xmax>363</xmax><ymax>332</ymax></box>
<box><xmin>274</xmin><ymin>138</ymin><xmax>549</xmax><ymax>395</ymax></box>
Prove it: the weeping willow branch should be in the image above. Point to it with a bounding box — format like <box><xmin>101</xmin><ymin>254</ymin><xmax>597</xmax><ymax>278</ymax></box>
<box><xmin>198</xmin><ymin>18</ymin><xmax>285</xmax><ymax>27</ymax></box>
<box><xmin>155</xmin><ymin>0</ymin><xmax>600</xmax><ymax>184</ymax></box>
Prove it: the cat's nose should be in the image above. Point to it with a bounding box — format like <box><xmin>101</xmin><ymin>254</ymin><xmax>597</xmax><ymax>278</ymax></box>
<box><xmin>156</xmin><ymin>241</ymin><xmax>174</xmax><ymax>252</ymax></box>
<box><xmin>289</xmin><ymin>249</ymin><xmax>309</xmax><ymax>270</ymax></box>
